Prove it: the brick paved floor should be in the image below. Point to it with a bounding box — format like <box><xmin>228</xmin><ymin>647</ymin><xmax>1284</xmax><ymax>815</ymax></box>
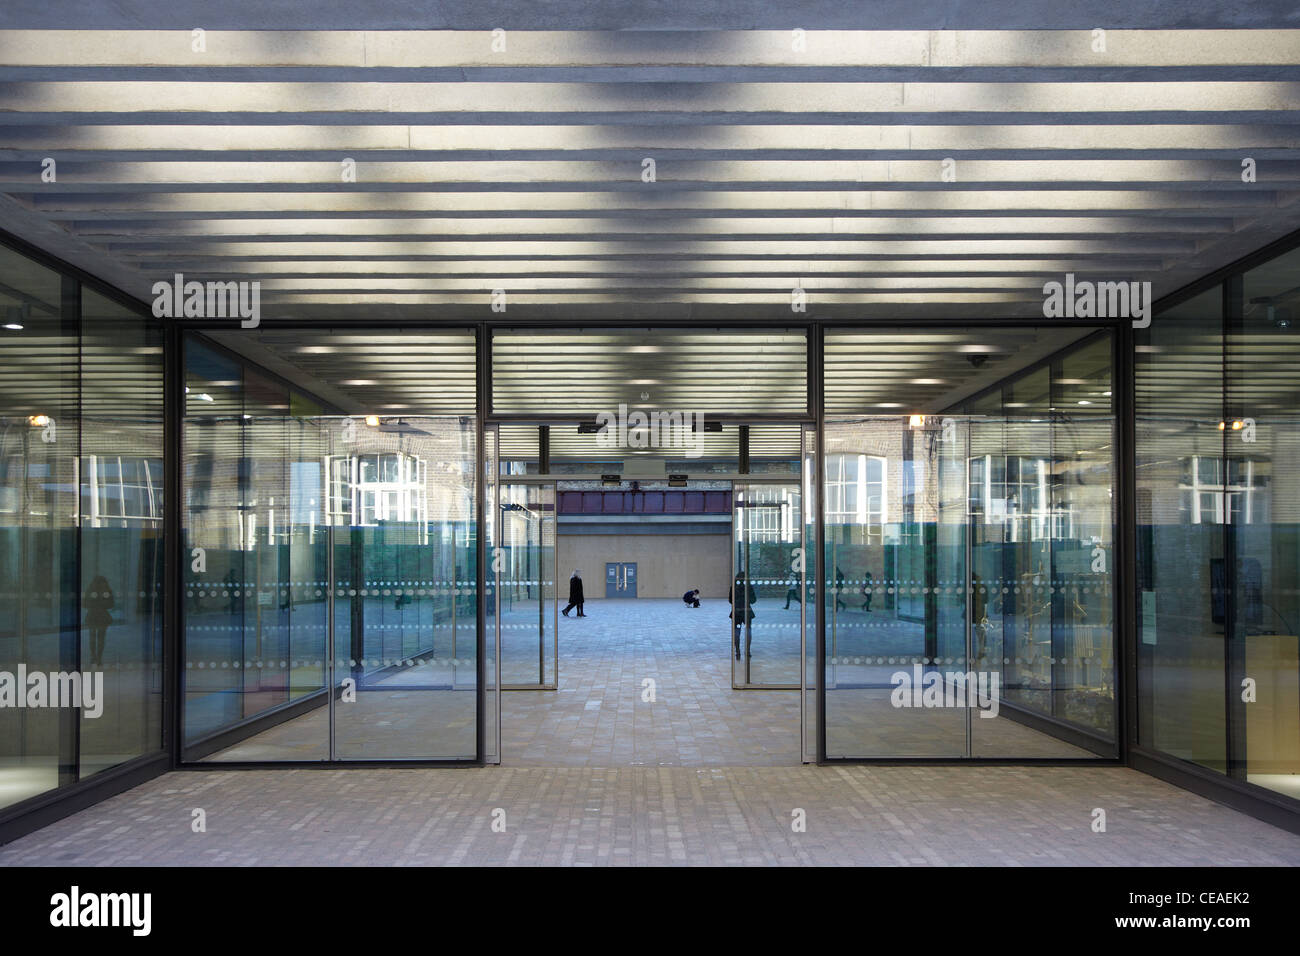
<box><xmin>6</xmin><ymin>598</ymin><xmax>1298</xmax><ymax>865</ymax></box>
<box><xmin>2</xmin><ymin>765</ymin><xmax>1298</xmax><ymax>866</ymax></box>
<box><xmin>502</xmin><ymin>598</ymin><xmax>803</xmax><ymax>765</ymax></box>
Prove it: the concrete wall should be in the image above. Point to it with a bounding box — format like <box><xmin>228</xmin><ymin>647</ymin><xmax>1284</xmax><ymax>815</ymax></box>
<box><xmin>559</xmin><ymin>533</ymin><xmax>731</xmax><ymax>599</ymax></box>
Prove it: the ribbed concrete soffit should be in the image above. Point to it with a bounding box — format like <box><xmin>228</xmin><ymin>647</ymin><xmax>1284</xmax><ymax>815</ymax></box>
<box><xmin>1</xmin><ymin>28</ymin><xmax>1299</xmax><ymax>321</ymax></box>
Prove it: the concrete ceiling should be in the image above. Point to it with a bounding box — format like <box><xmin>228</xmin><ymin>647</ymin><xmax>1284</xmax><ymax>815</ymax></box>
<box><xmin>1</xmin><ymin>19</ymin><xmax>1299</xmax><ymax>322</ymax></box>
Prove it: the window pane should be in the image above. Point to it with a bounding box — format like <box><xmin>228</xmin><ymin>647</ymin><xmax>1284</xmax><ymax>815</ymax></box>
<box><xmin>0</xmin><ymin>244</ymin><xmax>76</xmax><ymax>809</ymax></box>
<box><xmin>1235</xmin><ymin>247</ymin><xmax>1300</xmax><ymax>800</ymax></box>
<box><xmin>79</xmin><ymin>290</ymin><xmax>164</xmax><ymax>777</ymax></box>
<box><xmin>1136</xmin><ymin>287</ymin><xmax>1227</xmax><ymax>773</ymax></box>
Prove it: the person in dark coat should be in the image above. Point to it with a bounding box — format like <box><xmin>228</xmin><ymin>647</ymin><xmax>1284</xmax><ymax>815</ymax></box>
<box><xmin>682</xmin><ymin>588</ymin><xmax>701</xmax><ymax>608</ymax></box>
<box><xmin>84</xmin><ymin>574</ymin><xmax>115</xmax><ymax>667</ymax></box>
<box><xmin>728</xmin><ymin>572</ymin><xmax>757</xmax><ymax>660</ymax></box>
<box><xmin>562</xmin><ymin>569</ymin><xmax>585</xmax><ymax>617</ymax></box>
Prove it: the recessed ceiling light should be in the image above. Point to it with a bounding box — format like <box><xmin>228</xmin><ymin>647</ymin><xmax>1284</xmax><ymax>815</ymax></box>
<box><xmin>3</xmin><ymin>323</ymin><xmax>22</xmax><ymax>330</ymax></box>
<box><xmin>1078</xmin><ymin>400</ymin><xmax>1092</xmax><ymax>405</ymax></box>
<box><xmin>341</xmin><ymin>379</ymin><xmax>378</xmax><ymax>386</ymax></box>
<box><xmin>911</xmin><ymin>378</ymin><xmax>945</xmax><ymax>385</ymax></box>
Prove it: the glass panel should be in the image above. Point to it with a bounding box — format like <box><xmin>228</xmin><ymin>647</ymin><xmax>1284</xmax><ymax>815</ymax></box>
<box><xmin>0</xmin><ymin>246</ymin><xmax>74</xmax><ymax>808</ymax></box>
<box><xmin>498</xmin><ymin>482</ymin><xmax>556</xmax><ymax>689</ymax></box>
<box><xmin>732</xmin><ymin>481</ymin><xmax>801</xmax><ymax>687</ymax></box>
<box><xmin>183</xmin><ymin>334</ymin><xmax>479</xmax><ymax>761</ymax></box>
<box><xmin>1046</xmin><ymin>336</ymin><xmax>1115</xmax><ymax>740</ymax></box>
<box><xmin>821</xmin><ymin>327</ymin><xmax>1117</xmax><ymax>759</ymax></box>
<box><xmin>971</xmin><ymin>391</ymin><xmax>1056</xmax><ymax>733</ymax></box>
<box><xmin>333</xmin><ymin>415</ymin><xmax>478</xmax><ymax>760</ymax></box>
<box><xmin>78</xmin><ymin>291</ymin><xmax>165</xmax><ymax>777</ymax></box>
<box><xmin>1234</xmin><ymin>248</ymin><xmax>1300</xmax><ymax>800</ymax></box>
<box><xmin>823</xmin><ymin>418</ymin><xmax>967</xmax><ymax>757</ymax></box>
<box><xmin>802</xmin><ymin>426</ymin><xmax>817</xmax><ymax>761</ymax></box>
<box><xmin>483</xmin><ymin>425</ymin><xmax>499</xmax><ymax>763</ymax></box>
<box><xmin>492</xmin><ymin>329</ymin><xmax>807</xmax><ymax>416</ymax></box>
<box><xmin>1136</xmin><ymin>288</ymin><xmax>1227</xmax><ymax>773</ymax></box>
<box><xmin>183</xmin><ymin>344</ymin><xmax>330</xmax><ymax>760</ymax></box>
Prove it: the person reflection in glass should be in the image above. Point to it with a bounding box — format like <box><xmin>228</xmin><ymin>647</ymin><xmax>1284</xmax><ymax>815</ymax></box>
<box><xmin>84</xmin><ymin>574</ymin><xmax>115</xmax><ymax>668</ymax></box>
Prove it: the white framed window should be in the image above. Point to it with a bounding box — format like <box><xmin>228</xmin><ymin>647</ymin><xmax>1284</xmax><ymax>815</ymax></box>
<box><xmin>324</xmin><ymin>450</ymin><xmax>430</xmax><ymax>540</ymax></box>
<box><xmin>1180</xmin><ymin>455</ymin><xmax>1261</xmax><ymax>525</ymax></box>
<box><xmin>825</xmin><ymin>452</ymin><xmax>887</xmax><ymax>543</ymax></box>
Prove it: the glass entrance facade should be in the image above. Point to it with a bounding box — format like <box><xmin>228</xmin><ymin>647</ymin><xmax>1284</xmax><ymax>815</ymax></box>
<box><xmin>2</xmin><ymin>232</ymin><xmax>1300</xmax><ymax>831</ymax></box>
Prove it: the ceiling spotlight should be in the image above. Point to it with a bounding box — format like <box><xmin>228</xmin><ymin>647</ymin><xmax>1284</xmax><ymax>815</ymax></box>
<box><xmin>365</xmin><ymin>415</ymin><xmax>380</xmax><ymax>427</ymax></box>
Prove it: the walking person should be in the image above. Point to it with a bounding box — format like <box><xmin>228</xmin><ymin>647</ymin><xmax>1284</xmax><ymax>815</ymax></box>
<box><xmin>84</xmin><ymin>573</ymin><xmax>115</xmax><ymax>668</ymax></box>
<box><xmin>562</xmin><ymin>569</ymin><xmax>585</xmax><ymax>617</ymax></box>
<box><xmin>861</xmin><ymin>571</ymin><xmax>875</xmax><ymax>612</ymax></box>
<box><xmin>834</xmin><ymin>566</ymin><xmax>847</xmax><ymax>612</ymax></box>
<box><xmin>783</xmin><ymin>572</ymin><xmax>801</xmax><ymax>609</ymax></box>
<box><xmin>728</xmin><ymin>572</ymin><xmax>757</xmax><ymax>660</ymax></box>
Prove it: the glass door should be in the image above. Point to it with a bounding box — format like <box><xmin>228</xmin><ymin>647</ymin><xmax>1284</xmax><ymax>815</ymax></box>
<box><xmin>496</xmin><ymin>481</ymin><xmax>557</xmax><ymax>690</ymax></box>
<box><xmin>326</xmin><ymin>415</ymin><xmax>479</xmax><ymax>760</ymax></box>
<box><xmin>822</xmin><ymin>417</ymin><xmax>969</xmax><ymax>757</ymax></box>
<box><xmin>732</xmin><ymin>480</ymin><xmax>802</xmax><ymax>688</ymax></box>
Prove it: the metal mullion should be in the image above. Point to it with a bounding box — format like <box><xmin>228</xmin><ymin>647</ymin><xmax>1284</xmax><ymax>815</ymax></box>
<box><xmin>813</xmin><ymin>322</ymin><xmax>827</xmax><ymax>763</ymax></box>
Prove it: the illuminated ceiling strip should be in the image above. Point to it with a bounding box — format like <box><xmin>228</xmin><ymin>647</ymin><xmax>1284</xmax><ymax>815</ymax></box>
<box><xmin>2</xmin><ymin>30</ymin><xmax>1299</xmax><ymax>68</ymax></box>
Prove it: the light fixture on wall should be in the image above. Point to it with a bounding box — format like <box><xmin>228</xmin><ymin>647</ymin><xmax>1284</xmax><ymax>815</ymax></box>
<box><xmin>908</xmin><ymin>414</ymin><xmax>925</xmax><ymax>428</ymax></box>
<box><xmin>27</xmin><ymin>414</ymin><xmax>49</xmax><ymax>427</ymax></box>
<box><xmin>365</xmin><ymin>415</ymin><xmax>380</xmax><ymax>427</ymax></box>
